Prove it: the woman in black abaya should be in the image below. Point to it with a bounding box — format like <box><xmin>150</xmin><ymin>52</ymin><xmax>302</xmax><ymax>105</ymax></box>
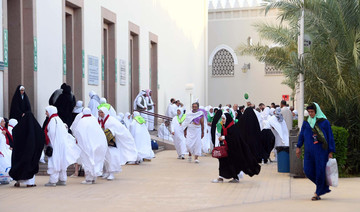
<box><xmin>10</xmin><ymin>112</ymin><xmax>45</xmax><ymax>187</ymax></box>
<box><xmin>211</xmin><ymin>110</ymin><xmax>261</xmax><ymax>183</ymax></box>
<box><xmin>9</xmin><ymin>85</ymin><xmax>31</xmax><ymax>122</ymax></box>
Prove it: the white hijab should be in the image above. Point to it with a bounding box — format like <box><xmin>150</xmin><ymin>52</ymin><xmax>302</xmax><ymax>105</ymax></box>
<box><xmin>73</xmin><ymin>100</ymin><xmax>84</xmax><ymax>113</ymax></box>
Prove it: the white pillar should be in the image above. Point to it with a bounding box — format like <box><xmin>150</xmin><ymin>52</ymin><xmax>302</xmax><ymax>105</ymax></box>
<box><xmin>297</xmin><ymin>4</ymin><xmax>304</xmax><ymax>129</ymax></box>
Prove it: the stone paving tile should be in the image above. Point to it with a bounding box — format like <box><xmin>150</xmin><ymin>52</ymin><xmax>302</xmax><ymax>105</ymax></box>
<box><xmin>0</xmin><ymin>150</ymin><xmax>359</xmax><ymax>212</ymax></box>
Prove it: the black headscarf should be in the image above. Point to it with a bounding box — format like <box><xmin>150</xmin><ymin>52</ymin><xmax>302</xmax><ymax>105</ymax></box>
<box><xmin>54</xmin><ymin>85</ymin><xmax>76</xmax><ymax>127</ymax></box>
<box><xmin>9</xmin><ymin>112</ymin><xmax>45</xmax><ymax>181</ymax></box>
<box><xmin>9</xmin><ymin>85</ymin><xmax>31</xmax><ymax>121</ymax></box>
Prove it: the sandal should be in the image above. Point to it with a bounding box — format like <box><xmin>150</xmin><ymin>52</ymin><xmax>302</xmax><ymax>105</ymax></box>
<box><xmin>311</xmin><ymin>195</ymin><xmax>321</xmax><ymax>201</ymax></box>
<box><xmin>14</xmin><ymin>182</ymin><xmax>20</xmax><ymax>187</ymax></box>
<box><xmin>26</xmin><ymin>184</ymin><xmax>36</xmax><ymax>187</ymax></box>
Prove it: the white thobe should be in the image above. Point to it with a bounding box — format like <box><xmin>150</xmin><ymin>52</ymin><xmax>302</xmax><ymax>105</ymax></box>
<box><xmin>281</xmin><ymin>107</ymin><xmax>293</xmax><ymax>133</ymax></box>
<box><xmin>145</xmin><ymin>96</ymin><xmax>155</xmax><ymax>130</ymax></box>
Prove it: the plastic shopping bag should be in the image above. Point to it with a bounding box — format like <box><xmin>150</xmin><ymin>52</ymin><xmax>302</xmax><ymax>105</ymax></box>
<box><xmin>326</xmin><ymin>158</ymin><xmax>338</xmax><ymax>187</ymax></box>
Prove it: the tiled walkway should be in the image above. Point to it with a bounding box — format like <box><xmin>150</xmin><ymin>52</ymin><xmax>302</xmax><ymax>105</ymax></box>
<box><xmin>0</xmin><ymin>150</ymin><xmax>359</xmax><ymax>212</ymax></box>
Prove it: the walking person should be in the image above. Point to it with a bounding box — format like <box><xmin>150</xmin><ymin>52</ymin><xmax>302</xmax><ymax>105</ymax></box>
<box><xmin>296</xmin><ymin>102</ymin><xmax>335</xmax><ymax>201</ymax></box>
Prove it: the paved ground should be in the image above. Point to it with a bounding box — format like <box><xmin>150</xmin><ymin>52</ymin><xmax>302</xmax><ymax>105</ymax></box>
<box><xmin>1</xmin><ymin>150</ymin><xmax>359</xmax><ymax>212</ymax></box>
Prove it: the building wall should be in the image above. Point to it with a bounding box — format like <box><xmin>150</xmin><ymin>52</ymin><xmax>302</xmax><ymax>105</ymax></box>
<box><xmin>29</xmin><ymin>0</ymin><xmax>208</xmax><ymax>122</ymax></box>
<box><xmin>208</xmin><ymin>7</ymin><xmax>292</xmax><ymax>107</ymax></box>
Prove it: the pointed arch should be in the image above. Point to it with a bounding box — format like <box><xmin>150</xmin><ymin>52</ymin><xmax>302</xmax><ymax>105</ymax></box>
<box><xmin>209</xmin><ymin>44</ymin><xmax>238</xmax><ymax>66</ymax></box>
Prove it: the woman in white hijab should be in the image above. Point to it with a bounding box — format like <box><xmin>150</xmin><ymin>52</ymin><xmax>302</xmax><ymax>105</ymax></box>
<box><xmin>7</xmin><ymin>119</ymin><xmax>18</xmax><ymax>135</ymax></box>
<box><xmin>72</xmin><ymin>108</ymin><xmax>107</xmax><ymax>184</ymax></box>
<box><xmin>88</xmin><ymin>91</ymin><xmax>100</xmax><ymax>118</ymax></box>
<box><xmin>98</xmin><ymin>107</ymin><xmax>134</xmax><ymax>180</ymax></box>
<box><xmin>44</xmin><ymin>106</ymin><xmax>81</xmax><ymax>187</ymax></box>
<box><xmin>129</xmin><ymin>111</ymin><xmax>154</xmax><ymax>161</ymax></box>
<box><xmin>171</xmin><ymin>108</ymin><xmax>187</xmax><ymax>159</ymax></box>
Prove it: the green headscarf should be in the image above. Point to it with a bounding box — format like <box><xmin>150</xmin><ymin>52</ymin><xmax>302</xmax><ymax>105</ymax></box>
<box><xmin>307</xmin><ymin>102</ymin><xmax>327</xmax><ymax>128</ymax></box>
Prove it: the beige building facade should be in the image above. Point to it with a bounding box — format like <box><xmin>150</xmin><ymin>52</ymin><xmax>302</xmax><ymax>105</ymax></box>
<box><xmin>0</xmin><ymin>0</ymin><xmax>208</xmax><ymax>121</ymax></box>
<box><xmin>208</xmin><ymin>0</ymin><xmax>292</xmax><ymax>107</ymax></box>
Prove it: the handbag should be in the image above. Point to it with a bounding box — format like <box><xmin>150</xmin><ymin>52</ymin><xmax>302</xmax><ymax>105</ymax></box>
<box><xmin>212</xmin><ymin>140</ymin><xmax>228</xmax><ymax>158</ymax></box>
<box><xmin>45</xmin><ymin>146</ymin><xmax>53</xmax><ymax>157</ymax></box>
<box><xmin>104</xmin><ymin>128</ymin><xmax>117</xmax><ymax>148</ymax></box>
<box><xmin>151</xmin><ymin>140</ymin><xmax>159</xmax><ymax>150</ymax></box>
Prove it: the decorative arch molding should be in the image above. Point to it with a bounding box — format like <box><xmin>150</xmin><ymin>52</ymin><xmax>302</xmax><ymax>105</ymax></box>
<box><xmin>208</xmin><ymin>44</ymin><xmax>238</xmax><ymax>66</ymax></box>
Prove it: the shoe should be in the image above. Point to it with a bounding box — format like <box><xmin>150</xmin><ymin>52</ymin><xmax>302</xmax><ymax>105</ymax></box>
<box><xmin>26</xmin><ymin>184</ymin><xmax>36</xmax><ymax>187</ymax></box>
<box><xmin>211</xmin><ymin>178</ymin><xmax>224</xmax><ymax>183</ymax></box>
<box><xmin>56</xmin><ymin>181</ymin><xmax>66</xmax><ymax>186</ymax></box>
<box><xmin>14</xmin><ymin>182</ymin><xmax>20</xmax><ymax>187</ymax></box>
<box><xmin>194</xmin><ymin>159</ymin><xmax>200</xmax><ymax>163</ymax></box>
<box><xmin>143</xmin><ymin>158</ymin><xmax>151</xmax><ymax>162</ymax></box>
<box><xmin>238</xmin><ymin>171</ymin><xmax>244</xmax><ymax>179</ymax></box>
<box><xmin>81</xmin><ymin>180</ymin><xmax>93</xmax><ymax>185</ymax></box>
<box><xmin>107</xmin><ymin>173</ymin><xmax>115</xmax><ymax>181</ymax></box>
<box><xmin>177</xmin><ymin>155</ymin><xmax>182</xmax><ymax>159</ymax></box>
<box><xmin>228</xmin><ymin>178</ymin><xmax>239</xmax><ymax>183</ymax></box>
<box><xmin>44</xmin><ymin>182</ymin><xmax>56</xmax><ymax>187</ymax></box>
<box><xmin>102</xmin><ymin>173</ymin><xmax>110</xmax><ymax>179</ymax></box>
<box><xmin>92</xmin><ymin>180</ymin><xmax>96</xmax><ymax>184</ymax></box>
<box><xmin>70</xmin><ymin>174</ymin><xmax>79</xmax><ymax>178</ymax></box>
<box><xmin>181</xmin><ymin>155</ymin><xmax>185</xmax><ymax>160</ymax></box>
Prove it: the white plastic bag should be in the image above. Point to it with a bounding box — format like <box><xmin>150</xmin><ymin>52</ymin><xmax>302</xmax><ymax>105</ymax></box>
<box><xmin>326</xmin><ymin>158</ymin><xmax>338</xmax><ymax>187</ymax></box>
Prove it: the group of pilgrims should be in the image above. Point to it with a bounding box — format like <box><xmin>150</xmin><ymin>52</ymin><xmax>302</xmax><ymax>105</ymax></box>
<box><xmin>0</xmin><ymin>84</ymin><xmax>156</xmax><ymax>186</ymax></box>
<box><xmin>0</xmin><ymin>84</ymin><xmax>336</xmax><ymax>201</ymax></box>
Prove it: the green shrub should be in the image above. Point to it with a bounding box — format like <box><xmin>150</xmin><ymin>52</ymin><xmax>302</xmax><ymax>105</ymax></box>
<box><xmin>293</xmin><ymin>119</ymin><xmax>298</xmax><ymax>128</ymax></box>
<box><xmin>331</xmin><ymin>126</ymin><xmax>349</xmax><ymax>177</ymax></box>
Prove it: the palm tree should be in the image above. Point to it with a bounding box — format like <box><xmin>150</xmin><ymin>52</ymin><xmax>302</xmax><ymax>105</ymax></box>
<box><xmin>238</xmin><ymin>0</ymin><xmax>360</xmax><ymax>174</ymax></box>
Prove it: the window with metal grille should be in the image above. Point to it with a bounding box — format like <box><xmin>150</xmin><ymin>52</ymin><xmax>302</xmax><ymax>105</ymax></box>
<box><xmin>265</xmin><ymin>64</ymin><xmax>283</xmax><ymax>75</ymax></box>
<box><xmin>212</xmin><ymin>49</ymin><xmax>234</xmax><ymax>76</ymax></box>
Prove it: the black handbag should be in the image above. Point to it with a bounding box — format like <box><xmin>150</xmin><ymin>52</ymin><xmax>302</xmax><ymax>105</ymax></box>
<box><xmin>45</xmin><ymin>146</ymin><xmax>53</xmax><ymax>157</ymax></box>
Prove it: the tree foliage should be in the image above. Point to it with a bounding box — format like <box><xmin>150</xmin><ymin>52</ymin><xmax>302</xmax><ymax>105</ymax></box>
<box><xmin>238</xmin><ymin>0</ymin><xmax>360</xmax><ymax>174</ymax></box>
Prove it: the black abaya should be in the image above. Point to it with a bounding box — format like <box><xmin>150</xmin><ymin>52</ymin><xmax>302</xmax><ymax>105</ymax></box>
<box><xmin>54</xmin><ymin>85</ymin><xmax>76</xmax><ymax>127</ymax></box>
<box><xmin>9</xmin><ymin>112</ymin><xmax>45</xmax><ymax>181</ymax></box>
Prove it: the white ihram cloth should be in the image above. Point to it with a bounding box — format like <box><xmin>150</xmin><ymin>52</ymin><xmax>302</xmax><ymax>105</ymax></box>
<box><xmin>268</xmin><ymin>115</ymin><xmax>289</xmax><ymax>147</ymax></box>
<box><xmin>98</xmin><ymin>107</ymin><xmax>123</xmax><ymax>173</ymax></box>
<box><xmin>201</xmin><ymin>112</ymin><xmax>211</xmax><ymax>154</ymax></box>
<box><xmin>45</xmin><ymin>106</ymin><xmax>81</xmax><ymax>177</ymax></box>
<box><xmin>181</xmin><ymin>111</ymin><xmax>203</xmax><ymax>157</ymax></box>
<box><xmin>145</xmin><ymin>90</ymin><xmax>155</xmax><ymax>130</ymax></box>
<box><xmin>158</xmin><ymin>123</ymin><xmax>173</xmax><ymax>141</ymax></box>
<box><xmin>88</xmin><ymin>91</ymin><xmax>100</xmax><ymax>118</ymax></box>
<box><xmin>102</xmin><ymin>108</ymin><xmax>138</xmax><ymax>164</ymax></box>
<box><xmin>72</xmin><ymin>108</ymin><xmax>107</xmax><ymax>177</ymax></box>
<box><xmin>123</xmin><ymin>112</ymin><xmax>132</xmax><ymax>129</ymax></box>
<box><xmin>171</xmin><ymin>115</ymin><xmax>187</xmax><ymax>156</ymax></box>
<box><xmin>129</xmin><ymin>112</ymin><xmax>154</xmax><ymax>160</ymax></box>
